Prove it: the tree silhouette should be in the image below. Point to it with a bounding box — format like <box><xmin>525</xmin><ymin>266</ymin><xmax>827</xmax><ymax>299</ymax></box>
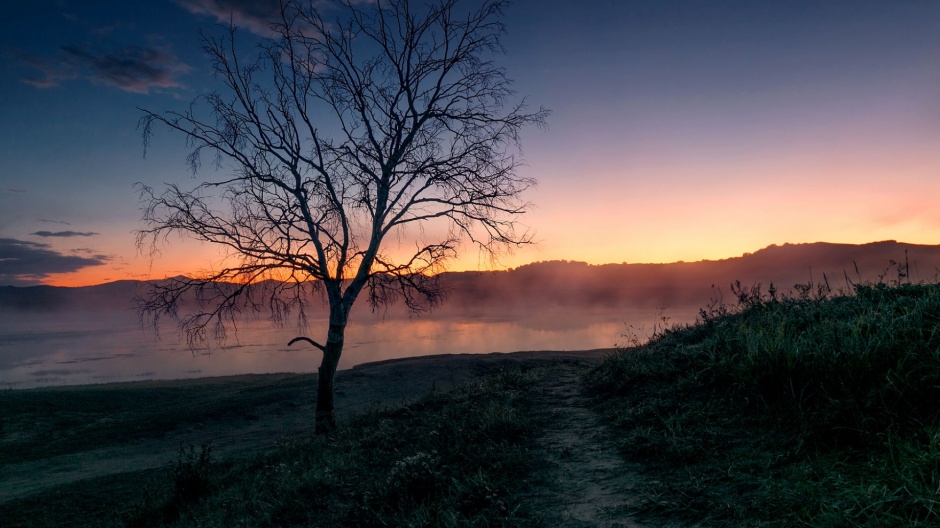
<box><xmin>137</xmin><ymin>0</ymin><xmax>546</xmax><ymax>433</ymax></box>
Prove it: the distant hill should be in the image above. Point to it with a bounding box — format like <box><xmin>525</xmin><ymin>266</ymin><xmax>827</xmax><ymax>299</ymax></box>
<box><xmin>435</xmin><ymin>240</ymin><xmax>940</xmax><ymax>315</ymax></box>
<box><xmin>2</xmin><ymin>241</ymin><xmax>938</xmax><ymax>316</ymax></box>
<box><xmin>0</xmin><ymin>280</ymin><xmax>142</xmax><ymax>313</ymax></box>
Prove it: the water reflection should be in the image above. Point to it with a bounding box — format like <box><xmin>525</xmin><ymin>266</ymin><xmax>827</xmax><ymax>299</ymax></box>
<box><xmin>0</xmin><ymin>307</ymin><xmax>696</xmax><ymax>389</ymax></box>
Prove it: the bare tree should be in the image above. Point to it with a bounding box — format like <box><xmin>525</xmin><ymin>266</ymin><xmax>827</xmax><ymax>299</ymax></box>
<box><xmin>137</xmin><ymin>0</ymin><xmax>546</xmax><ymax>433</ymax></box>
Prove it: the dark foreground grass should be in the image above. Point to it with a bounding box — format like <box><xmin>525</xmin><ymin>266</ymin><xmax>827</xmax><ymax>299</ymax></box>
<box><xmin>588</xmin><ymin>281</ymin><xmax>940</xmax><ymax>526</ymax></box>
<box><xmin>2</xmin><ymin>367</ymin><xmax>549</xmax><ymax>528</ymax></box>
<box><xmin>0</xmin><ymin>373</ymin><xmax>317</xmax><ymax>466</ymax></box>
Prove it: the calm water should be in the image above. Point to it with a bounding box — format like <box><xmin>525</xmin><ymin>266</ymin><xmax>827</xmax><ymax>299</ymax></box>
<box><xmin>0</xmin><ymin>307</ymin><xmax>695</xmax><ymax>389</ymax></box>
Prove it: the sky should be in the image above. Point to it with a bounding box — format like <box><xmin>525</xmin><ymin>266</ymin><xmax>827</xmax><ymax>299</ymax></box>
<box><xmin>1</xmin><ymin>0</ymin><xmax>938</xmax><ymax>287</ymax></box>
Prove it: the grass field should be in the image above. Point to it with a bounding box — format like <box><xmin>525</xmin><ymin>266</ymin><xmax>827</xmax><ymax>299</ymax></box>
<box><xmin>588</xmin><ymin>280</ymin><xmax>940</xmax><ymax>526</ymax></box>
<box><xmin>1</xmin><ymin>367</ymin><xmax>552</xmax><ymax>527</ymax></box>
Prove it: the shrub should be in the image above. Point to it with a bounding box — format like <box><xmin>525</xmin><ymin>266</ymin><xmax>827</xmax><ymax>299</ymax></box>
<box><xmin>172</xmin><ymin>442</ymin><xmax>214</xmax><ymax>505</ymax></box>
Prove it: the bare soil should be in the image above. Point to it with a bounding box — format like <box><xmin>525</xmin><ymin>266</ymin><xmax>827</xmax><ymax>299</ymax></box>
<box><xmin>523</xmin><ymin>363</ymin><xmax>685</xmax><ymax>528</ymax></box>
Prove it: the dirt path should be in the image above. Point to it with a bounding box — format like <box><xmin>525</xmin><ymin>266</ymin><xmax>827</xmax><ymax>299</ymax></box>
<box><xmin>526</xmin><ymin>363</ymin><xmax>658</xmax><ymax>528</ymax></box>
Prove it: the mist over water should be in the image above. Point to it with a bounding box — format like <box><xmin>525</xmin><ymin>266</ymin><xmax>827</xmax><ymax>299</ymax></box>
<box><xmin>5</xmin><ymin>240</ymin><xmax>935</xmax><ymax>389</ymax></box>
<box><xmin>0</xmin><ymin>307</ymin><xmax>684</xmax><ymax>389</ymax></box>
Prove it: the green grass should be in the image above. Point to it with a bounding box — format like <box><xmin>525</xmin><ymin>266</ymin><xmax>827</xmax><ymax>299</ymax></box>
<box><xmin>0</xmin><ymin>374</ymin><xmax>316</xmax><ymax>465</ymax></box>
<box><xmin>0</xmin><ymin>469</ymin><xmax>170</xmax><ymax>528</ymax></box>
<box><xmin>1</xmin><ymin>367</ymin><xmax>550</xmax><ymax>528</ymax></box>
<box><xmin>588</xmin><ymin>281</ymin><xmax>940</xmax><ymax>526</ymax></box>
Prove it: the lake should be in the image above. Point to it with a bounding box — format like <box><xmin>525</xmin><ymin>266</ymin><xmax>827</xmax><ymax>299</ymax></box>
<box><xmin>0</xmin><ymin>306</ymin><xmax>697</xmax><ymax>388</ymax></box>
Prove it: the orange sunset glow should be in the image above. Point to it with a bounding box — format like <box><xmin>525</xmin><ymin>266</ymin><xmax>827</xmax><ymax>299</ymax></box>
<box><xmin>2</xmin><ymin>1</ymin><xmax>939</xmax><ymax>287</ymax></box>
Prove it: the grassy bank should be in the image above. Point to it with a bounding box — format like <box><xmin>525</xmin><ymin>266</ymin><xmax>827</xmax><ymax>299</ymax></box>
<box><xmin>1</xmin><ymin>367</ymin><xmax>551</xmax><ymax>527</ymax></box>
<box><xmin>588</xmin><ymin>281</ymin><xmax>940</xmax><ymax>526</ymax></box>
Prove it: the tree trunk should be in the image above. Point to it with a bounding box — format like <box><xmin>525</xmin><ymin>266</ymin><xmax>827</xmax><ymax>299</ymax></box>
<box><xmin>315</xmin><ymin>322</ymin><xmax>345</xmax><ymax>434</ymax></box>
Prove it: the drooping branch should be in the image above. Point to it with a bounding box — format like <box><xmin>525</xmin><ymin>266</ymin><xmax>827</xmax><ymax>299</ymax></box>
<box><xmin>288</xmin><ymin>336</ymin><xmax>326</xmax><ymax>352</ymax></box>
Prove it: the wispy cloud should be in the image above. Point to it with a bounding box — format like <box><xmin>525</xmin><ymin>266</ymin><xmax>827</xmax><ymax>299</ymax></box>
<box><xmin>31</xmin><ymin>231</ymin><xmax>99</xmax><ymax>238</ymax></box>
<box><xmin>19</xmin><ymin>51</ymin><xmax>78</xmax><ymax>88</ymax></box>
<box><xmin>39</xmin><ymin>219</ymin><xmax>73</xmax><ymax>226</ymax></box>
<box><xmin>174</xmin><ymin>0</ymin><xmax>283</xmax><ymax>36</ymax></box>
<box><xmin>21</xmin><ymin>45</ymin><xmax>191</xmax><ymax>94</ymax></box>
<box><xmin>0</xmin><ymin>238</ymin><xmax>106</xmax><ymax>286</ymax></box>
<box><xmin>63</xmin><ymin>45</ymin><xmax>191</xmax><ymax>93</ymax></box>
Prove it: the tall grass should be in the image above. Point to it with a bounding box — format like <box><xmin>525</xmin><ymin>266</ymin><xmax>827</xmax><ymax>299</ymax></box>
<box><xmin>588</xmin><ymin>280</ymin><xmax>940</xmax><ymax>526</ymax></box>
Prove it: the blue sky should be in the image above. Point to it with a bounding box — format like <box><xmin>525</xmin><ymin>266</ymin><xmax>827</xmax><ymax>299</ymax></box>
<box><xmin>1</xmin><ymin>0</ymin><xmax>939</xmax><ymax>286</ymax></box>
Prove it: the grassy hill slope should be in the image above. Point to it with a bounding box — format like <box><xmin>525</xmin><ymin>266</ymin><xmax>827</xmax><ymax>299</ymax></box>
<box><xmin>588</xmin><ymin>280</ymin><xmax>940</xmax><ymax>526</ymax></box>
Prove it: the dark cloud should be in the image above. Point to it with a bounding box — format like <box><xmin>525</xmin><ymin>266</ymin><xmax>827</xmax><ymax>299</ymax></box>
<box><xmin>31</xmin><ymin>369</ymin><xmax>90</xmax><ymax>378</ymax></box>
<box><xmin>19</xmin><ymin>50</ymin><xmax>78</xmax><ymax>89</ymax></box>
<box><xmin>39</xmin><ymin>219</ymin><xmax>73</xmax><ymax>226</ymax></box>
<box><xmin>21</xmin><ymin>45</ymin><xmax>191</xmax><ymax>94</ymax></box>
<box><xmin>175</xmin><ymin>0</ymin><xmax>282</xmax><ymax>36</ymax></box>
<box><xmin>31</xmin><ymin>231</ymin><xmax>99</xmax><ymax>238</ymax></box>
<box><xmin>0</xmin><ymin>238</ymin><xmax>106</xmax><ymax>286</ymax></box>
<box><xmin>63</xmin><ymin>45</ymin><xmax>191</xmax><ymax>93</ymax></box>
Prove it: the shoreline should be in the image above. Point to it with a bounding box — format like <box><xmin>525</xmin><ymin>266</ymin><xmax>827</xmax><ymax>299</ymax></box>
<box><xmin>5</xmin><ymin>348</ymin><xmax>616</xmax><ymax>392</ymax></box>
